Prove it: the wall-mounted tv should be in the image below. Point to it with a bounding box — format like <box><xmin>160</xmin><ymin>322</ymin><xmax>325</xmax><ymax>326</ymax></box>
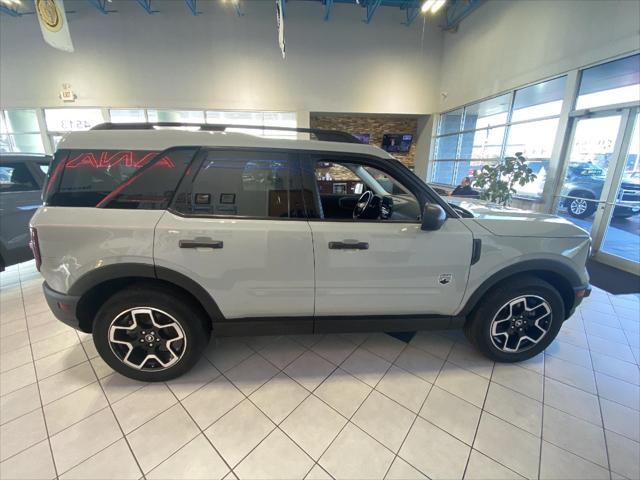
<box><xmin>353</xmin><ymin>133</ymin><xmax>370</xmax><ymax>144</ymax></box>
<box><xmin>381</xmin><ymin>133</ymin><xmax>413</xmax><ymax>153</ymax></box>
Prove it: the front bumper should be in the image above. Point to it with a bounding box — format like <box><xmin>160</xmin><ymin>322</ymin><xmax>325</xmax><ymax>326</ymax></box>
<box><xmin>567</xmin><ymin>283</ymin><xmax>591</xmax><ymax>318</ymax></box>
<box><xmin>43</xmin><ymin>282</ymin><xmax>82</xmax><ymax>331</ymax></box>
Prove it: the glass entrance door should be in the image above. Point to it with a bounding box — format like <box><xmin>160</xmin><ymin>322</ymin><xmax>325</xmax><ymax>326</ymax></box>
<box><xmin>599</xmin><ymin>112</ymin><xmax>640</xmax><ymax>270</ymax></box>
<box><xmin>554</xmin><ymin>108</ymin><xmax>640</xmax><ymax>273</ymax></box>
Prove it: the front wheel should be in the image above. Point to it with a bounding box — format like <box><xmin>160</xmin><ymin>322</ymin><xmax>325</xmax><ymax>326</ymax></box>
<box><xmin>464</xmin><ymin>276</ymin><xmax>564</xmax><ymax>362</ymax></box>
<box><xmin>93</xmin><ymin>285</ymin><xmax>210</xmax><ymax>381</ymax></box>
<box><xmin>566</xmin><ymin>196</ymin><xmax>597</xmax><ymax>219</ymax></box>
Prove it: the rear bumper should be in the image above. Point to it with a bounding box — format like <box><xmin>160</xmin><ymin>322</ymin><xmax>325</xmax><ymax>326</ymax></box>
<box><xmin>42</xmin><ymin>282</ymin><xmax>82</xmax><ymax>331</ymax></box>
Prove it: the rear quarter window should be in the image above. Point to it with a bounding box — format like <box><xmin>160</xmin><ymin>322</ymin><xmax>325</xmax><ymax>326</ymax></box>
<box><xmin>44</xmin><ymin>148</ymin><xmax>197</xmax><ymax>209</ymax></box>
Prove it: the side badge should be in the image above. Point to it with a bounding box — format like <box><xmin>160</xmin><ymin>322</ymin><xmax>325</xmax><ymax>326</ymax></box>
<box><xmin>439</xmin><ymin>274</ymin><xmax>452</xmax><ymax>285</ymax></box>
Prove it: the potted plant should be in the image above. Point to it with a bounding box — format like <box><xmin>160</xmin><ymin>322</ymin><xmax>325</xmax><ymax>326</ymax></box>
<box><xmin>472</xmin><ymin>152</ymin><xmax>537</xmax><ymax>206</ymax></box>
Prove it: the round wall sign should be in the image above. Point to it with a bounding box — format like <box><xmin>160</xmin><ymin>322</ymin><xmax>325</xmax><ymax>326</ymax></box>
<box><xmin>36</xmin><ymin>0</ymin><xmax>63</xmax><ymax>33</ymax></box>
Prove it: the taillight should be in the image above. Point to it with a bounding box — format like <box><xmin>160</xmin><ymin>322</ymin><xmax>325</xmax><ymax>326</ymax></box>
<box><xmin>29</xmin><ymin>227</ymin><xmax>42</xmax><ymax>272</ymax></box>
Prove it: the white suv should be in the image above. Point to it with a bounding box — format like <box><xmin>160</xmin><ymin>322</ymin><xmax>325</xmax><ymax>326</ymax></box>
<box><xmin>30</xmin><ymin>123</ymin><xmax>591</xmax><ymax>381</ymax></box>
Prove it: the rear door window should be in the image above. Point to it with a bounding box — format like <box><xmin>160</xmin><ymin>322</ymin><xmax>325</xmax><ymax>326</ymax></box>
<box><xmin>44</xmin><ymin>148</ymin><xmax>197</xmax><ymax>209</ymax></box>
<box><xmin>0</xmin><ymin>163</ymin><xmax>39</xmax><ymax>192</ymax></box>
<box><xmin>172</xmin><ymin>150</ymin><xmax>305</xmax><ymax>218</ymax></box>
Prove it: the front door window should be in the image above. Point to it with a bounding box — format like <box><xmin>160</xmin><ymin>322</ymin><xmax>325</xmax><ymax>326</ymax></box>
<box><xmin>314</xmin><ymin>160</ymin><xmax>422</xmax><ymax>222</ymax></box>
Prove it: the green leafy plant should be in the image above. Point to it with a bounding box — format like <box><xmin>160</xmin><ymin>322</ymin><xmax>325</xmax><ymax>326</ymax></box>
<box><xmin>472</xmin><ymin>152</ymin><xmax>537</xmax><ymax>206</ymax></box>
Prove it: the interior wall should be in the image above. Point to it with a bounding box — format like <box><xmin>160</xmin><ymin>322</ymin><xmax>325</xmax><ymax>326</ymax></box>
<box><xmin>0</xmin><ymin>0</ymin><xmax>442</xmax><ymax>115</ymax></box>
<box><xmin>438</xmin><ymin>0</ymin><xmax>640</xmax><ymax>110</ymax></box>
<box><xmin>310</xmin><ymin>113</ymin><xmax>422</xmax><ymax>168</ymax></box>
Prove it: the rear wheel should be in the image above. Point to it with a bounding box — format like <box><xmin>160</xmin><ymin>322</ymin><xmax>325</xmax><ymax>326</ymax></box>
<box><xmin>93</xmin><ymin>285</ymin><xmax>210</xmax><ymax>381</ymax></box>
<box><xmin>464</xmin><ymin>276</ymin><xmax>564</xmax><ymax>362</ymax></box>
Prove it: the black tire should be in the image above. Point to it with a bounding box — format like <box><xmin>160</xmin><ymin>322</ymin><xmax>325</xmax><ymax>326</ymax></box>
<box><xmin>464</xmin><ymin>276</ymin><xmax>564</xmax><ymax>363</ymax></box>
<box><xmin>93</xmin><ymin>284</ymin><xmax>210</xmax><ymax>381</ymax></box>
<box><xmin>566</xmin><ymin>194</ymin><xmax>597</xmax><ymax>219</ymax></box>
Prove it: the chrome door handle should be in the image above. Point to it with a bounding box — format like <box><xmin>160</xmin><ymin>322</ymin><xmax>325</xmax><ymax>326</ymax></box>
<box><xmin>179</xmin><ymin>240</ymin><xmax>223</xmax><ymax>249</ymax></box>
<box><xmin>328</xmin><ymin>240</ymin><xmax>369</xmax><ymax>250</ymax></box>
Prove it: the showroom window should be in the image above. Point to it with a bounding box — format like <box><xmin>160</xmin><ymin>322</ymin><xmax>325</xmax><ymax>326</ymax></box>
<box><xmin>44</xmin><ymin>108</ymin><xmax>105</xmax><ymax>149</ymax></box>
<box><xmin>576</xmin><ymin>54</ymin><xmax>640</xmax><ymax>109</ymax></box>
<box><xmin>430</xmin><ymin>75</ymin><xmax>566</xmax><ymax>198</ymax></box>
<box><xmin>110</xmin><ymin>109</ymin><xmax>146</xmax><ymax>123</ymax></box>
<box><xmin>0</xmin><ymin>109</ymin><xmax>45</xmax><ymax>154</ymax></box>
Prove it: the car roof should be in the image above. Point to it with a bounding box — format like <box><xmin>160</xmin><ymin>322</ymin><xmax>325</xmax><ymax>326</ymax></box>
<box><xmin>57</xmin><ymin>130</ymin><xmax>396</xmax><ymax>160</ymax></box>
<box><xmin>0</xmin><ymin>153</ymin><xmax>51</xmax><ymax>163</ymax></box>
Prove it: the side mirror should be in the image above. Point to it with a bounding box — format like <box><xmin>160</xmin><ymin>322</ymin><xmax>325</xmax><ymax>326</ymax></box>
<box><xmin>421</xmin><ymin>203</ymin><xmax>446</xmax><ymax>231</ymax></box>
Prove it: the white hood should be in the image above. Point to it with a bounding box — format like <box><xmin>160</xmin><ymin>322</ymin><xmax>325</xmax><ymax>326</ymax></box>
<box><xmin>446</xmin><ymin>198</ymin><xmax>590</xmax><ymax>238</ymax></box>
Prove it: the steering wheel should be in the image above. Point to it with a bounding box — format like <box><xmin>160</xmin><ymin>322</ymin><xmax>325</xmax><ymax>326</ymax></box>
<box><xmin>353</xmin><ymin>191</ymin><xmax>373</xmax><ymax>219</ymax></box>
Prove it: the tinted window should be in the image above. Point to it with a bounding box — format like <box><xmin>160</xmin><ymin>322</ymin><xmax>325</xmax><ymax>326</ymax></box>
<box><xmin>45</xmin><ymin>149</ymin><xmax>196</xmax><ymax>208</ymax></box>
<box><xmin>0</xmin><ymin>163</ymin><xmax>38</xmax><ymax>192</ymax></box>
<box><xmin>174</xmin><ymin>150</ymin><xmax>303</xmax><ymax>218</ymax></box>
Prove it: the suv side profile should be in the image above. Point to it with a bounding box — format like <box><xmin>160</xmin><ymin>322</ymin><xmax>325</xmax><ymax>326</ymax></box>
<box><xmin>0</xmin><ymin>153</ymin><xmax>51</xmax><ymax>271</ymax></box>
<box><xmin>31</xmin><ymin>124</ymin><xmax>591</xmax><ymax>381</ymax></box>
<box><xmin>561</xmin><ymin>162</ymin><xmax>640</xmax><ymax>219</ymax></box>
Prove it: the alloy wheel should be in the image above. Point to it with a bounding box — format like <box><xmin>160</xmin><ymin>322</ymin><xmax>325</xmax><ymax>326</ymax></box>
<box><xmin>570</xmin><ymin>198</ymin><xmax>588</xmax><ymax>216</ymax></box>
<box><xmin>108</xmin><ymin>307</ymin><xmax>186</xmax><ymax>371</ymax></box>
<box><xmin>489</xmin><ymin>295</ymin><xmax>552</xmax><ymax>353</ymax></box>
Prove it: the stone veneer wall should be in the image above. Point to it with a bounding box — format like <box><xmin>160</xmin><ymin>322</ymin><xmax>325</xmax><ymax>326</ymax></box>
<box><xmin>310</xmin><ymin>114</ymin><xmax>419</xmax><ymax>169</ymax></box>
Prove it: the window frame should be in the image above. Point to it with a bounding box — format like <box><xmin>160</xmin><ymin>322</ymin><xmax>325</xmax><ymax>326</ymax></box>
<box><xmin>168</xmin><ymin>147</ymin><xmax>308</xmax><ymax>221</ymax></box>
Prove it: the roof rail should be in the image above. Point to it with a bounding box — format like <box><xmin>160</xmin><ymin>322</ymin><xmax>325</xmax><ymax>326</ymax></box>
<box><xmin>90</xmin><ymin>122</ymin><xmax>362</xmax><ymax>144</ymax></box>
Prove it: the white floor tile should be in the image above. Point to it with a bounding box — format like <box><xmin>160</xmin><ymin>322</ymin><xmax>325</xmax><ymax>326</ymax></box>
<box><xmin>376</xmin><ymin>365</ymin><xmax>432</xmax><ymax>413</ymax></box>
<box><xmin>484</xmin><ymin>382</ymin><xmax>542</xmax><ymax>436</ymax></box>
<box><xmin>49</xmin><ymin>408</ymin><xmax>122</xmax><ymax>474</ymax></box>
<box><xmin>0</xmin><ymin>409</ymin><xmax>48</xmax><ymax>462</ymax></box>
<box><xmin>314</xmin><ymin>367</ymin><xmax>372</xmax><ymax>418</ymax></box>
<box><xmin>59</xmin><ymin>438</ymin><xmax>141</xmax><ymax>480</ymax></box>
<box><xmin>434</xmin><ymin>362</ymin><xmax>489</xmax><ymax>408</ymax></box>
<box><xmin>249</xmin><ymin>372</ymin><xmax>309</xmax><ymax>424</ymax></box>
<box><xmin>204</xmin><ymin>399</ymin><xmax>275</xmax><ymax>467</ymax></box>
<box><xmin>226</xmin><ymin>353</ymin><xmax>279</xmax><ymax>396</ymax></box>
<box><xmin>393</xmin><ymin>345</ymin><xmax>445</xmax><ymax>384</ymax></box>
<box><xmin>474</xmin><ymin>413</ymin><xmax>539</xmax><ymax>479</ymax></box>
<box><xmin>320</xmin><ymin>423</ymin><xmax>394</xmax><ymax>480</ymax></box>
<box><xmin>280</xmin><ymin>395</ymin><xmax>347</xmax><ymax>460</ymax></box>
<box><xmin>166</xmin><ymin>356</ymin><xmax>220</xmax><ymax>400</ymax></box>
<box><xmin>352</xmin><ymin>390</ymin><xmax>415</xmax><ymax>452</ymax></box>
<box><xmin>385</xmin><ymin>457</ymin><xmax>427</xmax><ymax>479</ymax></box>
<box><xmin>606</xmin><ymin>429</ymin><xmax>640</xmax><ymax>480</ymax></box>
<box><xmin>420</xmin><ymin>386</ymin><xmax>481</xmax><ymax>445</ymax></box>
<box><xmin>0</xmin><ymin>383</ymin><xmax>41</xmax><ymax>426</ymax></box>
<box><xmin>464</xmin><ymin>449</ymin><xmax>524</xmax><ymax>479</ymax></box>
<box><xmin>0</xmin><ymin>439</ymin><xmax>56</xmax><ymax>480</ymax></box>
<box><xmin>234</xmin><ymin>428</ymin><xmax>313</xmax><ymax>480</ymax></box>
<box><xmin>539</xmin><ymin>441</ymin><xmax>610</xmax><ymax>480</ymax></box>
<box><xmin>126</xmin><ymin>404</ymin><xmax>199</xmax><ymax>474</ymax></box>
<box><xmin>43</xmin><ymin>382</ymin><xmax>108</xmax><ymax>436</ymax></box>
<box><xmin>147</xmin><ymin>434</ymin><xmax>229</xmax><ymax>480</ymax></box>
<box><xmin>284</xmin><ymin>349</ymin><xmax>336</xmax><ymax>392</ymax></box>
<box><xmin>182</xmin><ymin>375</ymin><xmax>244</xmax><ymax>429</ymax></box>
<box><xmin>399</xmin><ymin>416</ymin><xmax>470</xmax><ymax>480</ymax></box>
<box><xmin>341</xmin><ymin>347</ymin><xmax>392</xmax><ymax>387</ymax></box>
<box><xmin>542</xmin><ymin>405</ymin><xmax>608</xmax><ymax>468</ymax></box>
<box><xmin>112</xmin><ymin>382</ymin><xmax>177</xmax><ymax>434</ymax></box>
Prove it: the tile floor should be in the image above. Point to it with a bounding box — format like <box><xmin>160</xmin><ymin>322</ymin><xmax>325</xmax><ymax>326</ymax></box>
<box><xmin>1</xmin><ymin>260</ymin><xmax>639</xmax><ymax>480</ymax></box>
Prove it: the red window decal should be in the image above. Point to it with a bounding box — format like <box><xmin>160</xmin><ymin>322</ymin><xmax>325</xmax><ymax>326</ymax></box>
<box><xmin>65</xmin><ymin>151</ymin><xmax>174</xmax><ymax>169</ymax></box>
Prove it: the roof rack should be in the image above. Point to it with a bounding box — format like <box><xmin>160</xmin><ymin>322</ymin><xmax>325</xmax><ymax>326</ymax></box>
<box><xmin>90</xmin><ymin>123</ymin><xmax>362</xmax><ymax>144</ymax></box>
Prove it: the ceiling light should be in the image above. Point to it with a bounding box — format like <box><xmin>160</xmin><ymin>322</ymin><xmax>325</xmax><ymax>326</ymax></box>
<box><xmin>431</xmin><ymin>0</ymin><xmax>446</xmax><ymax>13</ymax></box>
<box><xmin>421</xmin><ymin>0</ymin><xmax>435</xmax><ymax>12</ymax></box>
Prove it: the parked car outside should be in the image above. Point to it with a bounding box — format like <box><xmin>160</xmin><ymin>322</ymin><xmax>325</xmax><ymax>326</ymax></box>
<box><xmin>30</xmin><ymin>124</ymin><xmax>591</xmax><ymax>381</ymax></box>
<box><xmin>561</xmin><ymin>162</ymin><xmax>640</xmax><ymax>219</ymax></box>
<box><xmin>0</xmin><ymin>153</ymin><xmax>51</xmax><ymax>270</ymax></box>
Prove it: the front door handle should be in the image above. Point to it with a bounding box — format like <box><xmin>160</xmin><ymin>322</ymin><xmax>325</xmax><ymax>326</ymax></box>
<box><xmin>179</xmin><ymin>239</ymin><xmax>223</xmax><ymax>249</ymax></box>
<box><xmin>328</xmin><ymin>240</ymin><xmax>369</xmax><ymax>250</ymax></box>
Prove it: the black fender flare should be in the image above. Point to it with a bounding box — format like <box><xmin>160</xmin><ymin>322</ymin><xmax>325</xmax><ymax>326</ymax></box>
<box><xmin>458</xmin><ymin>259</ymin><xmax>583</xmax><ymax>318</ymax></box>
<box><xmin>69</xmin><ymin>263</ymin><xmax>225</xmax><ymax>321</ymax></box>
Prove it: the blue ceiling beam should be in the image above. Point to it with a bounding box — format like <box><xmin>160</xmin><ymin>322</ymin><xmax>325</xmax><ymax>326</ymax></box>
<box><xmin>364</xmin><ymin>0</ymin><xmax>383</xmax><ymax>23</ymax></box>
<box><xmin>87</xmin><ymin>0</ymin><xmax>116</xmax><ymax>15</ymax></box>
<box><xmin>135</xmin><ymin>0</ymin><xmax>159</xmax><ymax>14</ymax></box>
<box><xmin>184</xmin><ymin>0</ymin><xmax>201</xmax><ymax>15</ymax></box>
<box><xmin>323</xmin><ymin>0</ymin><xmax>333</xmax><ymax>21</ymax></box>
<box><xmin>442</xmin><ymin>0</ymin><xmax>485</xmax><ymax>31</ymax></box>
<box><xmin>0</xmin><ymin>5</ymin><xmax>21</xmax><ymax>17</ymax></box>
<box><xmin>232</xmin><ymin>0</ymin><xmax>244</xmax><ymax>17</ymax></box>
<box><xmin>402</xmin><ymin>4</ymin><xmax>420</xmax><ymax>26</ymax></box>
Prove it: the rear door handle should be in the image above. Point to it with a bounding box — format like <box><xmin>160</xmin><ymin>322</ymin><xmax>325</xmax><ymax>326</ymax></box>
<box><xmin>179</xmin><ymin>240</ymin><xmax>223</xmax><ymax>249</ymax></box>
<box><xmin>328</xmin><ymin>240</ymin><xmax>369</xmax><ymax>250</ymax></box>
